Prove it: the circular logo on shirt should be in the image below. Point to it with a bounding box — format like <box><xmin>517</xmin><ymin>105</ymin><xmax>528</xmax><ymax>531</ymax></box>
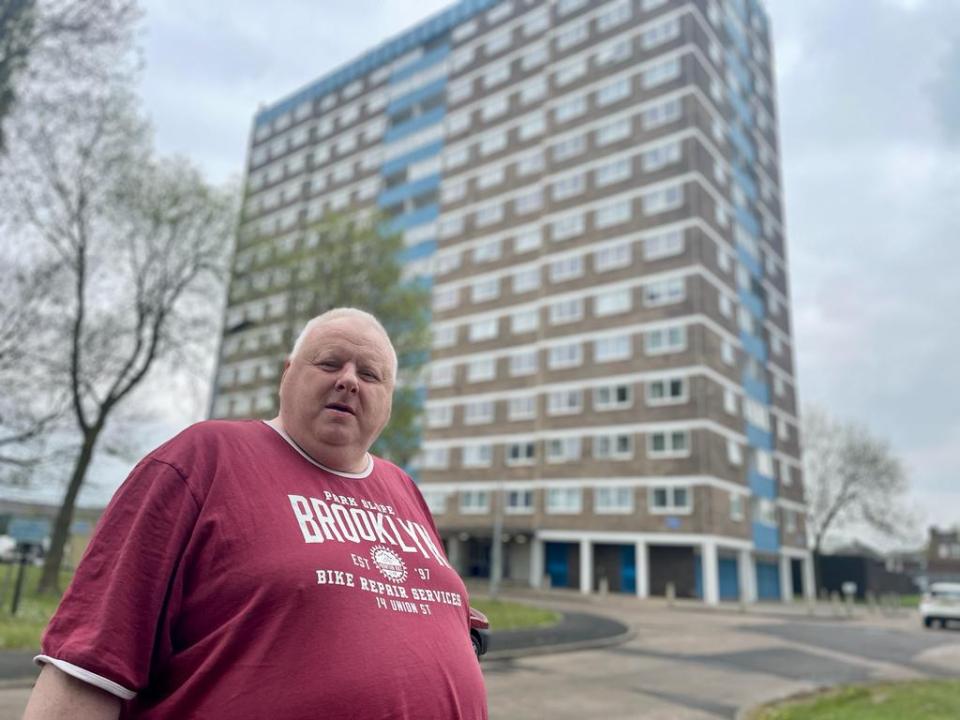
<box><xmin>370</xmin><ymin>544</ymin><xmax>407</xmax><ymax>583</ymax></box>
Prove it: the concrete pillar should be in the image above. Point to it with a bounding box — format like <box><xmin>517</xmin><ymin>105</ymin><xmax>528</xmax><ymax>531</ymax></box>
<box><xmin>579</xmin><ymin>538</ymin><xmax>593</xmax><ymax>595</ymax></box>
<box><xmin>738</xmin><ymin>548</ymin><xmax>757</xmax><ymax>604</ymax></box>
<box><xmin>446</xmin><ymin>535</ymin><xmax>462</xmax><ymax>575</ymax></box>
<box><xmin>635</xmin><ymin>541</ymin><xmax>649</xmax><ymax>598</ymax></box>
<box><xmin>780</xmin><ymin>554</ymin><xmax>794</xmax><ymax>603</ymax></box>
<box><xmin>702</xmin><ymin>540</ymin><xmax>719</xmax><ymax>605</ymax></box>
<box><xmin>803</xmin><ymin>552</ymin><xmax>816</xmax><ymax>602</ymax></box>
<box><xmin>529</xmin><ymin>536</ymin><xmax>544</xmax><ymax>589</ymax></box>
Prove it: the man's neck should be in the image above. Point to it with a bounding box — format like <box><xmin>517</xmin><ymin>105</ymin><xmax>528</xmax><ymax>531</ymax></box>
<box><xmin>266</xmin><ymin>418</ymin><xmax>370</xmax><ymax>475</ymax></box>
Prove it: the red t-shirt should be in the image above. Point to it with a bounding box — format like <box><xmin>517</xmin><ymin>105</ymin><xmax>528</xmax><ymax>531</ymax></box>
<box><xmin>39</xmin><ymin>420</ymin><xmax>487</xmax><ymax>719</ymax></box>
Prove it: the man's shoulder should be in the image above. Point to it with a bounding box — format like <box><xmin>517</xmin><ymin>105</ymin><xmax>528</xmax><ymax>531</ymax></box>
<box><xmin>148</xmin><ymin>419</ymin><xmax>268</xmax><ymax>464</ymax></box>
<box><xmin>369</xmin><ymin>455</ymin><xmax>414</xmax><ymax>484</ymax></box>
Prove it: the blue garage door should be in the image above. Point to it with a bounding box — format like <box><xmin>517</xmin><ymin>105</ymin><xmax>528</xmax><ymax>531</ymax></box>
<box><xmin>719</xmin><ymin>557</ymin><xmax>740</xmax><ymax>600</ymax></box>
<box><xmin>545</xmin><ymin>542</ymin><xmax>569</xmax><ymax>588</ymax></box>
<box><xmin>620</xmin><ymin>545</ymin><xmax>636</xmax><ymax>594</ymax></box>
<box><xmin>756</xmin><ymin>560</ymin><xmax>781</xmax><ymax>601</ymax></box>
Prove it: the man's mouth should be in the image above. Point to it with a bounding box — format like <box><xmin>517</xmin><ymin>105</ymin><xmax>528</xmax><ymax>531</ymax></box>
<box><xmin>325</xmin><ymin>403</ymin><xmax>355</xmax><ymax>415</ymax></box>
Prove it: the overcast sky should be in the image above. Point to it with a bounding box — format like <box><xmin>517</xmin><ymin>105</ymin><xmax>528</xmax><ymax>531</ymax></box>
<box><xmin>21</xmin><ymin>0</ymin><xmax>957</xmax><ymax>544</ymax></box>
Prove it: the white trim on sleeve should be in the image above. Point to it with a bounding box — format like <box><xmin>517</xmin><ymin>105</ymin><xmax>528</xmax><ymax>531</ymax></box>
<box><xmin>34</xmin><ymin>655</ymin><xmax>136</xmax><ymax>700</ymax></box>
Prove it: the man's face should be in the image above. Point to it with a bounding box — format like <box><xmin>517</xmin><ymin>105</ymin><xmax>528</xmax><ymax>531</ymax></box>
<box><xmin>278</xmin><ymin>317</ymin><xmax>395</xmax><ymax>464</ymax></box>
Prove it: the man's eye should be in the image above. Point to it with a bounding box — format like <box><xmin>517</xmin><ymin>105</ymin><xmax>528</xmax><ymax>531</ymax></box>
<box><xmin>361</xmin><ymin>371</ymin><xmax>379</xmax><ymax>381</ymax></box>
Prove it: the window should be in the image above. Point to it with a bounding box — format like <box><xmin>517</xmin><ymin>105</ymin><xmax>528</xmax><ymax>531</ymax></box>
<box><xmin>433</xmin><ymin>326</ymin><xmax>457</xmax><ymax>349</ymax></box>
<box><xmin>644</xmin><ymin>277</ymin><xmax>685</xmax><ymax>306</ymax></box>
<box><xmin>473</xmin><ymin>239</ymin><xmax>502</xmax><ymax>262</ymax></box>
<box><xmin>641</xmin><ymin>17</ymin><xmax>680</xmax><ymax>49</ymax></box>
<box><xmin>546</xmin><ymin>438</ymin><xmax>581</xmax><ymax>463</ymax></box>
<box><xmin>511</xmin><ymin>309</ymin><xmax>539</xmax><ymax>333</ymax></box>
<box><xmin>422</xmin><ymin>490</ymin><xmax>447</xmax><ymax>515</ymax></box>
<box><xmin>648</xmin><ymin>430</ymin><xmax>689</xmax><ymax>457</ymax></box>
<box><xmin>520</xmin><ymin>77</ymin><xmax>547</xmax><ymax>104</ymax></box>
<box><xmin>471</xmin><ymin>277</ymin><xmax>500</xmax><ymax>302</ymax></box>
<box><xmin>555</xmin><ymin>95</ymin><xmax>587</xmax><ymax>123</ymax></box>
<box><xmin>549</xmin><ymin>254</ymin><xmax>584</xmax><ymax>281</ymax></box>
<box><xmin>506</xmin><ymin>443</ymin><xmax>536</xmax><ymax>466</ymax></box>
<box><xmin>515</xmin><ymin>188</ymin><xmax>543</xmax><ymax>214</ymax></box>
<box><xmin>555</xmin><ymin>59</ymin><xmax>587</xmax><ymax>86</ymax></box>
<box><xmin>514</xmin><ymin>229</ymin><xmax>542</xmax><ymax>252</ymax></box>
<box><xmin>519</xmin><ymin>114</ymin><xmax>546</xmax><ymax>140</ymax></box>
<box><xmin>475</xmin><ymin>202</ymin><xmax>504</xmax><ymax>228</ymax></box>
<box><xmin>552</xmin><ymin>135</ymin><xmax>586</xmax><ymax>161</ymax></box>
<box><xmin>643</xmin><ymin>57</ymin><xmax>681</xmax><ymax>89</ymax></box>
<box><xmin>427</xmin><ymin>405</ymin><xmax>453</xmax><ymax>428</ymax></box>
<box><xmin>753</xmin><ymin>497</ymin><xmax>777</xmax><ymax>526</ymax></box>
<box><xmin>595</xmin><ymin>158</ymin><xmax>632</xmax><ymax>187</ymax></box>
<box><xmin>548</xmin><ymin>342</ymin><xmax>583</xmax><ymax>369</ymax></box>
<box><xmin>728</xmin><ymin>439</ymin><xmax>743</xmax><ymax>465</ymax></box>
<box><xmin>552</xmin><ymin>173</ymin><xmax>586</xmax><ymax>200</ymax></box>
<box><xmin>482</xmin><ymin>96</ymin><xmax>509</xmax><ymax>122</ymax></box>
<box><xmin>650</xmin><ymin>486</ymin><xmax>692</xmax><ymax>513</ymax></box>
<box><xmin>547</xmin><ymin>389</ymin><xmax>582</xmax><ymax>416</ymax></box>
<box><xmin>642</xmin><ymin>141</ymin><xmax>681</xmax><ymax>172</ymax></box>
<box><xmin>512</xmin><ymin>267</ymin><xmax>541</xmax><ymax>293</ymax></box>
<box><xmin>597</xmin><ymin>1</ymin><xmax>631</xmax><ymax>31</ymax></box>
<box><xmin>596</xmin><ymin>38</ymin><xmax>631</xmax><ymax>66</ymax></box>
<box><xmin>551</xmin><ymin>214</ymin><xmax>585</xmax><ymax>242</ymax></box>
<box><xmin>719</xmin><ymin>294</ymin><xmax>733</xmax><ymax>318</ymax></box>
<box><xmin>429</xmin><ymin>364</ymin><xmax>454</xmax><ymax>387</ymax></box>
<box><xmin>597</xmin><ymin>77</ymin><xmax>630</xmax><ymax>106</ymax></box>
<box><xmin>522</xmin><ymin>45</ymin><xmax>549</xmax><ymax>70</ymax></box>
<box><xmin>433</xmin><ymin>286</ymin><xmax>458</xmax><ymax>310</ymax></box>
<box><xmin>785</xmin><ymin>509</ymin><xmax>797</xmax><ymax>533</ymax></box>
<box><xmin>594</xmin><ymin>384</ymin><xmax>632</xmax><ymax>410</ymax></box>
<box><xmin>646</xmin><ymin>378</ymin><xmax>686</xmax><ymax>405</ymax></box>
<box><xmin>506</xmin><ymin>489</ymin><xmax>534</xmax><ymax>513</ymax></box>
<box><xmin>422</xmin><ymin>447</ymin><xmax>450</xmax><ymax>469</ymax></box>
<box><xmin>642</xmin><ymin>97</ymin><xmax>682</xmax><ymax>129</ymax></box>
<box><xmin>483</xmin><ymin>63</ymin><xmax>511</xmax><ymax>88</ymax></box>
<box><xmin>469</xmin><ymin>318</ymin><xmax>498</xmax><ymax>342</ymax></box>
<box><xmin>721</xmin><ymin>339</ymin><xmax>736</xmax><ymax>365</ymax></box>
<box><xmin>645</xmin><ymin>325</ymin><xmax>686</xmax><ymax>354</ymax></box>
<box><xmin>452</xmin><ymin>47</ymin><xmax>475</xmax><ymax>72</ymax></box>
<box><xmin>556</xmin><ymin>21</ymin><xmax>588</xmax><ymax>50</ymax></box>
<box><xmin>595</xmin><ymin>288</ymin><xmax>632</xmax><ymax>316</ymax></box>
<box><xmin>596</xmin><ymin>118</ymin><xmax>631</xmax><ymax>146</ymax></box>
<box><xmin>547</xmin><ymin>486</ymin><xmax>582</xmax><ymax>513</ymax></box>
<box><xmin>642</xmin><ymin>185</ymin><xmax>684</xmax><ymax>214</ymax></box>
<box><xmin>557</xmin><ymin>0</ymin><xmax>587</xmax><ymax>16</ymax></box>
<box><xmin>754</xmin><ymin>449</ymin><xmax>774</xmax><ymax>477</ymax></box>
<box><xmin>486</xmin><ymin>31</ymin><xmax>512</xmax><ymax>55</ymax></box>
<box><xmin>460</xmin><ymin>488</ymin><xmax>490</xmax><ymax>512</ymax></box>
<box><xmin>508</xmin><ymin>395</ymin><xmax>536</xmax><ymax>421</ymax></box>
<box><xmin>462</xmin><ymin>445</ymin><xmax>493</xmax><ymax>468</ymax></box>
<box><xmin>523</xmin><ymin>9</ymin><xmax>549</xmax><ymax>35</ymax></box>
<box><xmin>476</xmin><ymin>167</ymin><xmax>505</xmax><ymax>192</ymax></box>
<box><xmin>594</xmin><ymin>242</ymin><xmax>631</xmax><ymax>271</ymax></box>
<box><xmin>596</xmin><ymin>200</ymin><xmax>632</xmax><ymax>228</ymax></box>
<box><xmin>509</xmin><ymin>349</ymin><xmax>538</xmax><ymax>376</ymax></box>
<box><xmin>486</xmin><ymin>1</ymin><xmax>513</xmax><ymax>23</ymax></box>
<box><xmin>467</xmin><ymin>357</ymin><xmax>496</xmax><ymax>382</ymax></box>
<box><xmin>549</xmin><ymin>298</ymin><xmax>584</xmax><ymax>325</ymax></box>
<box><xmin>464</xmin><ymin>400</ymin><xmax>495</xmax><ymax>425</ymax></box>
<box><xmin>444</xmin><ymin>147</ymin><xmax>470</xmax><ymax>170</ymax></box>
<box><xmin>479</xmin><ymin>131</ymin><xmax>507</xmax><ymax>156</ymax></box>
<box><xmin>516</xmin><ymin>152</ymin><xmax>544</xmax><ymax>176</ymax></box>
<box><xmin>594</xmin><ymin>335</ymin><xmax>632</xmax><ymax>362</ymax></box>
<box><xmin>595</xmin><ymin>486</ymin><xmax>633</xmax><ymax>513</ymax></box>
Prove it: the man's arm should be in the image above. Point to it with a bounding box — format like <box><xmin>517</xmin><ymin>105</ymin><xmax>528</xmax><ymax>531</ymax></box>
<box><xmin>22</xmin><ymin>664</ymin><xmax>121</xmax><ymax>720</ymax></box>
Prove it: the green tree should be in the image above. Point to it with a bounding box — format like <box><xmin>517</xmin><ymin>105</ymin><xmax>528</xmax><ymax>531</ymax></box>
<box><xmin>0</xmin><ymin>0</ymin><xmax>36</xmax><ymax>151</ymax></box>
<box><xmin>281</xmin><ymin>212</ymin><xmax>431</xmax><ymax>468</ymax></box>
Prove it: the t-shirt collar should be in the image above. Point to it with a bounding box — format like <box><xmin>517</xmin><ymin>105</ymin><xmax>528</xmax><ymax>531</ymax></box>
<box><xmin>262</xmin><ymin>420</ymin><xmax>374</xmax><ymax>479</ymax></box>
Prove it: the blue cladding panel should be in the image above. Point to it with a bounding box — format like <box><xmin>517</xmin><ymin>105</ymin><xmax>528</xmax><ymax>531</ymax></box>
<box><xmin>381</xmin><ymin>140</ymin><xmax>444</xmax><ymax>176</ymax></box>
<box><xmin>728</xmin><ymin>89</ymin><xmax>754</xmax><ymax>128</ymax></box>
<box><xmin>620</xmin><ymin>545</ymin><xmax>636</xmax><ymax>594</ymax></box>
<box><xmin>732</xmin><ymin>165</ymin><xmax>758</xmax><ymax>202</ymax></box>
<box><xmin>723</xmin><ymin>14</ymin><xmax>750</xmax><ymax>57</ymax></box>
<box><xmin>741</xmin><ymin>371</ymin><xmax>770</xmax><ymax>404</ymax></box>
<box><xmin>387</xmin><ymin>78</ymin><xmax>447</xmax><ymax>116</ymax></box>
<box><xmin>397</xmin><ymin>239</ymin><xmax>437</xmax><ymax>264</ymax></box>
<box><xmin>739</xmin><ymin>288</ymin><xmax>765</xmax><ymax>320</ymax></box>
<box><xmin>735</xmin><ymin>205</ymin><xmax>761</xmax><ymax>238</ymax></box>
<box><xmin>746</xmin><ymin>424</ymin><xmax>773</xmax><ymax>451</ymax></box>
<box><xmin>391</xmin><ymin>45</ymin><xmax>450</xmax><ymax>84</ymax></box>
<box><xmin>737</xmin><ymin>245</ymin><xmax>762</xmax><ymax>279</ymax></box>
<box><xmin>719</xmin><ymin>558</ymin><xmax>740</xmax><ymax>600</ymax></box>
<box><xmin>255</xmin><ymin>0</ymin><xmax>494</xmax><ymax>126</ymax></box>
<box><xmin>729</xmin><ymin>123</ymin><xmax>756</xmax><ymax>163</ymax></box>
<box><xmin>381</xmin><ymin>204</ymin><xmax>439</xmax><ymax>234</ymax></box>
<box><xmin>740</xmin><ymin>331</ymin><xmax>767</xmax><ymax>363</ymax></box>
<box><xmin>755</xmin><ymin>559</ymin><xmax>781</xmax><ymax>597</ymax></box>
<box><xmin>749</xmin><ymin>468</ymin><xmax>777</xmax><ymax>499</ymax></box>
<box><xmin>384</xmin><ymin>106</ymin><xmax>446</xmax><ymax>144</ymax></box>
<box><xmin>545</xmin><ymin>542</ymin><xmax>571</xmax><ymax>588</ymax></box>
<box><xmin>378</xmin><ymin>173</ymin><xmax>442</xmax><ymax>207</ymax></box>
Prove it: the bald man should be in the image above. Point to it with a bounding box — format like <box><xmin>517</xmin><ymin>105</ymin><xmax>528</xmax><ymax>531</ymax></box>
<box><xmin>26</xmin><ymin>308</ymin><xmax>488</xmax><ymax>720</ymax></box>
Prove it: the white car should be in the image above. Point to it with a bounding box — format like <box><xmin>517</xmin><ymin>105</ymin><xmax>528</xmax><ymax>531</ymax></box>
<box><xmin>920</xmin><ymin>582</ymin><xmax>960</xmax><ymax>629</ymax></box>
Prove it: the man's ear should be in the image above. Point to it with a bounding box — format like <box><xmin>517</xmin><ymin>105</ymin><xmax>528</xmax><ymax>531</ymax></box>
<box><xmin>279</xmin><ymin>357</ymin><xmax>292</xmax><ymax>383</ymax></box>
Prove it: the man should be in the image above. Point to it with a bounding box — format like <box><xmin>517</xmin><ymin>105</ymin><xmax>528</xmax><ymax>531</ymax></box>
<box><xmin>25</xmin><ymin>308</ymin><xmax>488</xmax><ymax>719</ymax></box>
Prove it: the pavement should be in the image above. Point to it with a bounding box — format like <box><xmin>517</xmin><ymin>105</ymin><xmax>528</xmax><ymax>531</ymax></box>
<box><xmin>1</xmin><ymin>590</ymin><xmax>957</xmax><ymax>719</ymax></box>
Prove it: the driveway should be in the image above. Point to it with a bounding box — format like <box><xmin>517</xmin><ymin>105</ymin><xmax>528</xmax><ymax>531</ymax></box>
<box><xmin>482</xmin><ymin>591</ymin><xmax>960</xmax><ymax>720</ymax></box>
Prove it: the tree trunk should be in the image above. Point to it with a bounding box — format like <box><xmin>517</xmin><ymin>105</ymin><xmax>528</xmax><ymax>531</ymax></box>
<box><xmin>37</xmin><ymin>425</ymin><xmax>101</xmax><ymax>594</ymax></box>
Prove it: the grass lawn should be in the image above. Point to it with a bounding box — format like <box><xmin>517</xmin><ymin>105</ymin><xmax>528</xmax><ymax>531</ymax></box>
<box><xmin>751</xmin><ymin>680</ymin><xmax>960</xmax><ymax>720</ymax></box>
<box><xmin>0</xmin><ymin>563</ymin><xmax>72</xmax><ymax>651</ymax></box>
<box><xmin>470</xmin><ymin>597</ymin><xmax>561</xmax><ymax>632</ymax></box>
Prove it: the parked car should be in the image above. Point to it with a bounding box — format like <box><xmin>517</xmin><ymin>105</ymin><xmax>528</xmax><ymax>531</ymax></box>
<box><xmin>469</xmin><ymin>607</ymin><xmax>490</xmax><ymax>659</ymax></box>
<box><xmin>920</xmin><ymin>582</ymin><xmax>960</xmax><ymax>628</ymax></box>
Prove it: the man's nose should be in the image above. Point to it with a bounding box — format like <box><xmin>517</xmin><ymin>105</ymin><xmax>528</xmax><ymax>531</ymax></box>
<box><xmin>335</xmin><ymin>363</ymin><xmax>360</xmax><ymax>393</ymax></box>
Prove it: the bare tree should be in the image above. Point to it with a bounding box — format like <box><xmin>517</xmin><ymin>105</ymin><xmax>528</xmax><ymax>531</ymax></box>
<box><xmin>803</xmin><ymin>405</ymin><xmax>913</xmax><ymax>583</ymax></box>
<box><xmin>0</xmin><ymin>0</ymin><xmax>139</xmax><ymax>153</ymax></box>
<box><xmin>1</xmin><ymin>85</ymin><xmax>236</xmax><ymax>593</ymax></box>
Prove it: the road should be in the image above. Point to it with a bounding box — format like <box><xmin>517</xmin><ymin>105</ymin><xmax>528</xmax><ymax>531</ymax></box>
<box><xmin>482</xmin><ymin>592</ymin><xmax>960</xmax><ymax>719</ymax></box>
<box><xmin>1</xmin><ymin>594</ymin><xmax>957</xmax><ymax>719</ymax></box>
